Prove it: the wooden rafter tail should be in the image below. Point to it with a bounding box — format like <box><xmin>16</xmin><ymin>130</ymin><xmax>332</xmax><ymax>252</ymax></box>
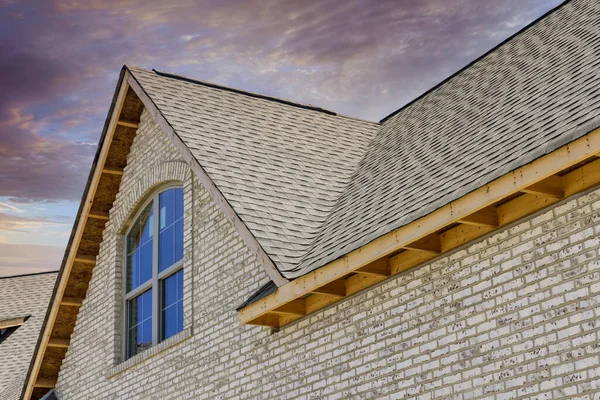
<box><xmin>521</xmin><ymin>174</ymin><xmax>564</xmax><ymax>199</ymax></box>
<box><xmin>102</xmin><ymin>166</ymin><xmax>124</xmax><ymax>176</ymax></box>
<box><xmin>116</xmin><ymin>119</ymin><xmax>139</xmax><ymax>128</ymax></box>
<box><xmin>47</xmin><ymin>338</ymin><xmax>70</xmax><ymax>348</ymax></box>
<box><xmin>33</xmin><ymin>378</ymin><xmax>56</xmax><ymax>389</ymax></box>
<box><xmin>88</xmin><ymin>211</ymin><xmax>110</xmax><ymax>221</ymax></box>
<box><xmin>457</xmin><ymin>206</ymin><xmax>498</xmax><ymax>228</ymax></box>
<box><xmin>402</xmin><ymin>234</ymin><xmax>441</xmax><ymax>254</ymax></box>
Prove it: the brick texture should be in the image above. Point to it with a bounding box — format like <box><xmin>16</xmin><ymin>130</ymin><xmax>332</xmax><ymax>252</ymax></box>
<box><xmin>55</xmin><ymin>110</ymin><xmax>600</xmax><ymax>399</ymax></box>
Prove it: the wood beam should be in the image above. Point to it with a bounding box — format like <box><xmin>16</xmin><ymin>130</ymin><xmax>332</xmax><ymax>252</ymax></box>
<box><xmin>271</xmin><ymin>299</ymin><xmax>305</xmax><ymax>316</ymax></box>
<box><xmin>47</xmin><ymin>338</ymin><xmax>69</xmax><ymax>348</ymax></box>
<box><xmin>88</xmin><ymin>211</ymin><xmax>109</xmax><ymax>221</ymax></box>
<box><xmin>521</xmin><ymin>175</ymin><xmax>563</xmax><ymax>199</ymax></box>
<box><xmin>310</xmin><ymin>280</ymin><xmax>345</xmax><ymax>298</ymax></box>
<box><xmin>60</xmin><ymin>297</ymin><xmax>83</xmax><ymax>307</ymax></box>
<box><xmin>116</xmin><ymin>120</ymin><xmax>138</xmax><ymax>128</ymax></box>
<box><xmin>102</xmin><ymin>166</ymin><xmax>124</xmax><ymax>176</ymax></box>
<box><xmin>457</xmin><ymin>206</ymin><xmax>498</xmax><ymax>228</ymax></box>
<box><xmin>34</xmin><ymin>378</ymin><xmax>56</xmax><ymax>388</ymax></box>
<box><xmin>0</xmin><ymin>317</ymin><xmax>26</xmax><ymax>329</ymax></box>
<box><xmin>356</xmin><ymin>259</ymin><xmax>391</xmax><ymax>277</ymax></box>
<box><xmin>73</xmin><ymin>255</ymin><xmax>96</xmax><ymax>265</ymax></box>
<box><xmin>403</xmin><ymin>234</ymin><xmax>441</xmax><ymax>254</ymax></box>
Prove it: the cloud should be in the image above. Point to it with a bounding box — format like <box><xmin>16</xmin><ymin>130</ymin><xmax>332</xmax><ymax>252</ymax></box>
<box><xmin>0</xmin><ymin>211</ymin><xmax>69</xmax><ymax>233</ymax></box>
<box><xmin>0</xmin><ymin>243</ymin><xmax>62</xmax><ymax>276</ymax></box>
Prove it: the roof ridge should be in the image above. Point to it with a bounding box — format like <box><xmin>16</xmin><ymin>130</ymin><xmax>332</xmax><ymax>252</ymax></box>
<box><xmin>0</xmin><ymin>270</ymin><xmax>59</xmax><ymax>280</ymax></box>
<box><xmin>378</xmin><ymin>0</ymin><xmax>572</xmax><ymax>123</ymax></box>
<box><xmin>152</xmin><ymin>68</ymin><xmax>341</xmax><ymax>116</ymax></box>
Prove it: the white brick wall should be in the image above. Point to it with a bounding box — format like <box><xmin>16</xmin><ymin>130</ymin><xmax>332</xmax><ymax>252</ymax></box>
<box><xmin>55</xmin><ymin>110</ymin><xmax>600</xmax><ymax>399</ymax></box>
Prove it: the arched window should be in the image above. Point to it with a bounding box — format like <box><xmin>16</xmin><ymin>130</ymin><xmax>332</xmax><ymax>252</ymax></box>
<box><xmin>124</xmin><ymin>186</ymin><xmax>184</xmax><ymax>359</ymax></box>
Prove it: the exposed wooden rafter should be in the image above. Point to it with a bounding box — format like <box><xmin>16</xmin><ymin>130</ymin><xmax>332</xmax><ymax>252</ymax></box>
<box><xmin>239</xmin><ymin>128</ymin><xmax>600</xmax><ymax>328</ymax></box>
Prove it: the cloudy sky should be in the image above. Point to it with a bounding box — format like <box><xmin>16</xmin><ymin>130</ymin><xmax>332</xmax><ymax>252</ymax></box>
<box><xmin>0</xmin><ymin>0</ymin><xmax>562</xmax><ymax>276</ymax></box>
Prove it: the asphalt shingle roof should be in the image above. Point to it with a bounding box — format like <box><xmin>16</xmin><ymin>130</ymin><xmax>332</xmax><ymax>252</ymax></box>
<box><xmin>0</xmin><ymin>272</ymin><xmax>57</xmax><ymax>400</ymax></box>
<box><xmin>129</xmin><ymin>0</ymin><xmax>600</xmax><ymax>281</ymax></box>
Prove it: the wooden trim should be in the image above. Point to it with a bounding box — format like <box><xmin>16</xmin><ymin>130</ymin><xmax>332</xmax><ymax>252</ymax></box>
<box><xmin>240</xmin><ymin>127</ymin><xmax>600</xmax><ymax>326</ymax></box>
<box><xmin>126</xmin><ymin>73</ymin><xmax>290</xmax><ymax>288</ymax></box>
<box><xmin>117</xmin><ymin>120</ymin><xmax>139</xmax><ymax>128</ymax></box>
<box><xmin>521</xmin><ymin>175</ymin><xmax>564</xmax><ymax>199</ymax></box>
<box><xmin>0</xmin><ymin>317</ymin><xmax>26</xmax><ymax>329</ymax></box>
<box><xmin>457</xmin><ymin>206</ymin><xmax>498</xmax><ymax>228</ymax></box>
<box><xmin>73</xmin><ymin>255</ymin><xmax>96</xmax><ymax>265</ymax></box>
<box><xmin>88</xmin><ymin>211</ymin><xmax>110</xmax><ymax>221</ymax></box>
<box><xmin>33</xmin><ymin>378</ymin><xmax>56</xmax><ymax>389</ymax></box>
<box><xmin>24</xmin><ymin>75</ymin><xmax>132</xmax><ymax>400</ymax></box>
<box><xmin>102</xmin><ymin>167</ymin><xmax>124</xmax><ymax>176</ymax></box>
<box><xmin>47</xmin><ymin>338</ymin><xmax>69</xmax><ymax>348</ymax></box>
<box><xmin>60</xmin><ymin>297</ymin><xmax>83</xmax><ymax>307</ymax></box>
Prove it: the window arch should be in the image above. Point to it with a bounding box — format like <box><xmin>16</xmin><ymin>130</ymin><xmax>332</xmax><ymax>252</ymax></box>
<box><xmin>124</xmin><ymin>185</ymin><xmax>184</xmax><ymax>359</ymax></box>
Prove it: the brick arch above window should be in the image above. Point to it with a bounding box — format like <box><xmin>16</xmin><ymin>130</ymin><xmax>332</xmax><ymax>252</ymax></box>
<box><xmin>112</xmin><ymin>161</ymin><xmax>191</xmax><ymax>234</ymax></box>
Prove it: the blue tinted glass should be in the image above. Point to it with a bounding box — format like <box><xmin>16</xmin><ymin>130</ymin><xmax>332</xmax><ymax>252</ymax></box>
<box><xmin>128</xmin><ymin>289</ymin><xmax>152</xmax><ymax>358</ymax></box>
<box><xmin>159</xmin><ymin>188</ymin><xmax>184</xmax><ymax>272</ymax></box>
<box><xmin>126</xmin><ymin>202</ymin><xmax>153</xmax><ymax>292</ymax></box>
<box><xmin>161</xmin><ymin>270</ymin><xmax>183</xmax><ymax>340</ymax></box>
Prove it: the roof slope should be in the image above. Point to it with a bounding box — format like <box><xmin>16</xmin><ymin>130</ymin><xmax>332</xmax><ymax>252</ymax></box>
<box><xmin>290</xmin><ymin>0</ymin><xmax>600</xmax><ymax>276</ymax></box>
<box><xmin>130</xmin><ymin>0</ymin><xmax>600</xmax><ymax>280</ymax></box>
<box><xmin>0</xmin><ymin>272</ymin><xmax>57</xmax><ymax>400</ymax></box>
<box><xmin>128</xmin><ymin>66</ymin><xmax>379</xmax><ymax>273</ymax></box>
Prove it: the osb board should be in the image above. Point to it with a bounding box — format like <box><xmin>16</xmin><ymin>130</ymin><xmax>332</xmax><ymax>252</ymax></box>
<box><xmin>62</xmin><ymin>263</ymin><xmax>93</xmax><ymax>299</ymax></box>
<box><xmin>78</xmin><ymin>217</ymin><xmax>109</xmax><ymax>256</ymax></box>
<box><xmin>38</xmin><ymin>347</ymin><xmax>67</xmax><ymax>379</ymax></box>
<box><xmin>105</xmin><ymin>125</ymin><xmax>137</xmax><ymax>169</ymax></box>
<box><xmin>90</xmin><ymin>173</ymin><xmax>123</xmax><ymax>214</ymax></box>
<box><xmin>49</xmin><ymin>307</ymin><xmax>78</xmax><ymax>340</ymax></box>
<box><xmin>121</xmin><ymin>87</ymin><xmax>144</xmax><ymax>121</ymax></box>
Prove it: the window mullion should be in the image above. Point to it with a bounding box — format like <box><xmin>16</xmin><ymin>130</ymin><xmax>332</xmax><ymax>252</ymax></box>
<box><xmin>152</xmin><ymin>195</ymin><xmax>160</xmax><ymax>346</ymax></box>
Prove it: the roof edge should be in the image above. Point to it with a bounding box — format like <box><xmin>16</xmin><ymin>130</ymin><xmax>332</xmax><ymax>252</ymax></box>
<box><xmin>0</xmin><ymin>270</ymin><xmax>59</xmax><ymax>280</ymax></box>
<box><xmin>379</xmin><ymin>0</ymin><xmax>571</xmax><ymax>123</ymax></box>
<box><xmin>152</xmin><ymin>68</ymin><xmax>339</xmax><ymax>116</ymax></box>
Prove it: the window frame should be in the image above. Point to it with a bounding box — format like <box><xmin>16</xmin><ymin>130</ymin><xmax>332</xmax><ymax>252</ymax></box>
<box><xmin>122</xmin><ymin>183</ymin><xmax>184</xmax><ymax>360</ymax></box>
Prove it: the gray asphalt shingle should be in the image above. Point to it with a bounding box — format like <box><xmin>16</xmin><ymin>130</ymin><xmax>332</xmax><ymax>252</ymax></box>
<box><xmin>129</xmin><ymin>0</ymin><xmax>600</xmax><ymax>281</ymax></box>
<box><xmin>0</xmin><ymin>272</ymin><xmax>57</xmax><ymax>400</ymax></box>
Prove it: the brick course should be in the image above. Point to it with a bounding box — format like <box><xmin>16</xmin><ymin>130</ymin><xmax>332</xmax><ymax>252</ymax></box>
<box><xmin>55</xmin><ymin>110</ymin><xmax>600</xmax><ymax>399</ymax></box>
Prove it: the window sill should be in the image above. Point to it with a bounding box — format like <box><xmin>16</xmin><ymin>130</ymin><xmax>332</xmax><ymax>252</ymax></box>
<box><xmin>106</xmin><ymin>327</ymin><xmax>192</xmax><ymax>378</ymax></box>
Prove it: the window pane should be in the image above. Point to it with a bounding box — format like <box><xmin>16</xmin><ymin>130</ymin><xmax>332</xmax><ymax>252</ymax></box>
<box><xmin>159</xmin><ymin>188</ymin><xmax>184</xmax><ymax>272</ymax></box>
<box><xmin>127</xmin><ymin>289</ymin><xmax>152</xmax><ymax>358</ymax></box>
<box><xmin>126</xmin><ymin>202</ymin><xmax>153</xmax><ymax>292</ymax></box>
<box><xmin>161</xmin><ymin>270</ymin><xmax>183</xmax><ymax>340</ymax></box>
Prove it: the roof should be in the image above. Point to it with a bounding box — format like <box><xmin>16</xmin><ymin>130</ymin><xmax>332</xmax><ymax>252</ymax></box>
<box><xmin>128</xmin><ymin>66</ymin><xmax>379</xmax><ymax>274</ymax></box>
<box><xmin>128</xmin><ymin>0</ymin><xmax>600</xmax><ymax>281</ymax></box>
<box><xmin>290</xmin><ymin>0</ymin><xmax>600</xmax><ymax>276</ymax></box>
<box><xmin>0</xmin><ymin>272</ymin><xmax>57</xmax><ymax>400</ymax></box>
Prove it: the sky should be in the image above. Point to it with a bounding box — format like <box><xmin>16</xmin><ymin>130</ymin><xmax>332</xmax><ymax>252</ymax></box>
<box><xmin>0</xmin><ymin>0</ymin><xmax>563</xmax><ymax>277</ymax></box>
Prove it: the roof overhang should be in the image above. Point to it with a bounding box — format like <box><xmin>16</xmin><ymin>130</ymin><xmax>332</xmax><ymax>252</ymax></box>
<box><xmin>239</xmin><ymin>125</ymin><xmax>600</xmax><ymax>327</ymax></box>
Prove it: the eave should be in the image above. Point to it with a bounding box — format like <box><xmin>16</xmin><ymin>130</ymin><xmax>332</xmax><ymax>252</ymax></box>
<box><xmin>239</xmin><ymin>126</ymin><xmax>600</xmax><ymax>328</ymax></box>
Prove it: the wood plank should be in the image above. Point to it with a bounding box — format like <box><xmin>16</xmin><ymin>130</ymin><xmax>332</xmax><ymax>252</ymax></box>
<box><xmin>34</xmin><ymin>378</ymin><xmax>56</xmax><ymax>388</ymax></box>
<box><xmin>345</xmin><ymin>273</ymin><xmax>388</xmax><ymax>297</ymax></box>
<box><xmin>310</xmin><ymin>280</ymin><xmax>345</xmax><ymax>297</ymax></box>
<box><xmin>88</xmin><ymin>211</ymin><xmax>109</xmax><ymax>221</ymax></box>
<box><xmin>306</xmin><ymin>293</ymin><xmax>343</xmax><ymax>314</ymax></box>
<box><xmin>73</xmin><ymin>255</ymin><xmax>96</xmax><ymax>265</ymax></box>
<box><xmin>440</xmin><ymin>224</ymin><xmax>495</xmax><ymax>253</ymax></box>
<box><xmin>47</xmin><ymin>338</ymin><xmax>70</xmax><ymax>348</ymax></box>
<box><xmin>116</xmin><ymin>120</ymin><xmax>138</xmax><ymax>128</ymax></box>
<box><xmin>248</xmin><ymin>314</ymin><xmax>280</xmax><ymax>327</ymax></box>
<box><xmin>457</xmin><ymin>206</ymin><xmax>498</xmax><ymax>228</ymax></box>
<box><xmin>102</xmin><ymin>166</ymin><xmax>124</xmax><ymax>176</ymax></box>
<box><xmin>562</xmin><ymin>158</ymin><xmax>600</xmax><ymax>197</ymax></box>
<box><xmin>390</xmin><ymin>250</ymin><xmax>437</xmax><ymax>275</ymax></box>
<box><xmin>497</xmin><ymin>193</ymin><xmax>560</xmax><ymax>226</ymax></box>
<box><xmin>271</xmin><ymin>299</ymin><xmax>305</xmax><ymax>316</ymax></box>
<box><xmin>521</xmin><ymin>175</ymin><xmax>563</xmax><ymax>199</ymax></box>
<box><xmin>0</xmin><ymin>317</ymin><xmax>26</xmax><ymax>329</ymax></box>
<box><xmin>356</xmin><ymin>259</ymin><xmax>390</xmax><ymax>277</ymax></box>
<box><xmin>60</xmin><ymin>297</ymin><xmax>83</xmax><ymax>307</ymax></box>
<box><xmin>403</xmin><ymin>234</ymin><xmax>441</xmax><ymax>254</ymax></box>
